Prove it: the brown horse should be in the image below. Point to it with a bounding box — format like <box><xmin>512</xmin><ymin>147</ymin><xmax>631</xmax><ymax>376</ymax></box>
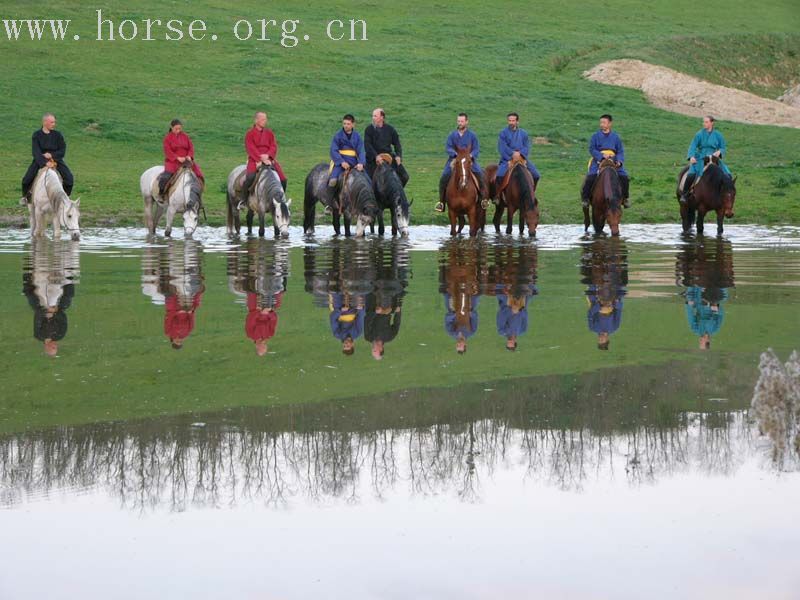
<box><xmin>583</xmin><ymin>157</ymin><xmax>622</xmax><ymax>236</ymax></box>
<box><xmin>487</xmin><ymin>160</ymin><xmax>540</xmax><ymax>236</ymax></box>
<box><xmin>676</xmin><ymin>156</ymin><xmax>736</xmax><ymax>235</ymax></box>
<box><xmin>445</xmin><ymin>145</ymin><xmax>481</xmax><ymax>237</ymax></box>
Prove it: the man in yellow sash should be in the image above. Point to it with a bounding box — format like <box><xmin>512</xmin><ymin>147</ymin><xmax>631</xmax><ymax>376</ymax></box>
<box><xmin>324</xmin><ymin>114</ymin><xmax>367</xmax><ymax>210</ymax></box>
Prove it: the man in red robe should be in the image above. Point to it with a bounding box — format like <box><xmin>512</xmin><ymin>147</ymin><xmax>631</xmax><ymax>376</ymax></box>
<box><xmin>158</xmin><ymin>119</ymin><xmax>205</xmax><ymax>196</ymax></box>
<box><xmin>163</xmin><ymin>292</ymin><xmax>202</xmax><ymax>349</ymax></box>
<box><xmin>237</xmin><ymin>111</ymin><xmax>287</xmax><ymax>209</ymax></box>
<box><xmin>245</xmin><ymin>291</ymin><xmax>282</xmax><ymax>356</ymax></box>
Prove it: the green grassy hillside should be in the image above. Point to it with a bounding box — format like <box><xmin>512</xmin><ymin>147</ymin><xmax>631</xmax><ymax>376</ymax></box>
<box><xmin>1</xmin><ymin>0</ymin><xmax>799</xmax><ymax>227</ymax></box>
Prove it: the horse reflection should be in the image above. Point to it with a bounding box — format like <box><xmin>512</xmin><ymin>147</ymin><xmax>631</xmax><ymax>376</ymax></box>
<box><xmin>488</xmin><ymin>243</ymin><xmax>538</xmax><ymax>351</ymax></box>
<box><xmin>141</xmin><ymin>240</ymin><xmax>204</xmax><ymax>350</ymax></box>
<box><xmin>580</xmin><ymin>238</ymin><xmax>628</xmax><ymax>350</ymax></box>
<box><xmin>364</xmin><ymin>240</ymin><xmax>410</xmax><ymax>360</ymax></box>
<box><xmin>675</xmin><ymin>238</ymin><xmax>734</xmax><ymax>350</ymax></box>
<box><xmin>439</xmin><ymin>239</ymin><xmax>488</xmax><ymax>354</ymax></box>
<box><xmin>304</xmin><ymin>239</ymin><xmax>410</xmax><ymax>357</ymax></box>
<box><xmin>22</xmin><ymin>239</ymin><xmax>80</xmax><ymax>356</ymax></box>
<box><xmin>228</xmin><ymin>239</ymin><xmax>290</xmax><ymax>356</ymax></box>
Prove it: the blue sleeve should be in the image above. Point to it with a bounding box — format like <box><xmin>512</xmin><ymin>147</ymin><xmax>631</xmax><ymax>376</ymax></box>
<box><xmin>615</xmin><ymin>134</ymin><xmax>625</xmax><ymax>164</ymax></box>
<box><xmin>521</xmin><ymin>130</ymin><xmax>530</xmax><ymax>158</ymax></box>
<box><xmin>498</xmin><ymin>130</ymin><xmax>512</xmax><ymax>161</ymax></box>
<box><xmin>471</xmin><ymin>132</ymin><xmax>480</xmax><ymax>159</ymax></box>
<box><xmin>356</xmin><ymin>132</ymin><xmax>366</xmax><ymax>165</ymax></box>
<box><xmin>445</xmin><ymin>132</ymin><xmax>456</xmax><ymax>158</ymax></box>
<box><xmin>330</xmin><ymin>131</ymin><xmax>341</xmax><ymax>163</ymax></box>
<box><xmin>687</xmin><ymin>131</ymin><xmax>701</xmax><ymax>160</ymax></box>
<box><xmin>354</xmin><ymin>310</ymin><xmax>366</xmax><ymax>339</ymax></box>
<box><xmin>717</xmin><ymin>132</ymin><xmax>727</xmax><ymax>156</ymax></box>
<box><xmin>589</xmin><ymin>133</ymin><xmax>604</xmax><ymax>162</ymax></box>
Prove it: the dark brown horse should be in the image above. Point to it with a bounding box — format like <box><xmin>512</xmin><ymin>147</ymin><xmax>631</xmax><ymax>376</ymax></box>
<box><xmin>445</xmin><ymin>145</ymin><xmax>481</xmax><ymax>237</ymax></box>
<box><xmin>487</xmin><ymin>160</ymin><xmax>539</xmax><ymax>236</ymax></box>
<box><xmin>583</xmin><ymin>157</ymin><xmax>622</xmax><ymax>236</ymax></box>
<box><xmin>676</xmin><ymin>156</ymin><xmax>736</xmax><ymax>235</ymax></box>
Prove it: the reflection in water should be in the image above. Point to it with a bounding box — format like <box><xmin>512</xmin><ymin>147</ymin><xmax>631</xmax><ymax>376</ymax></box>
<box><xmin>439</xmin><ymin>239</ymin><xmax>488</xmax><ymax>354</ymax></box>
<box><xmin>304</xmin><ymin>238</ymin><xmax>411</xmax><ymax>358</ymax></box>
<box><xmin>227</xmin><ymin>239</ymin><xmax>290</xmax><ymax>355</ymax></box>
<box><xmin>489</xmin><ymin>242</ymin><xmax>538</xmax><ymax>351</ymax></box>
<box><xmin>21</xmin><ymin>239</ymin><xmax>80</xmax><ymax>357</ymax></box>
<box><xmin>580</xmin><ymin>238</ymin><xmax>628</xmax><ymax>351</ymax></box>
<box><xmin>141</xmin><ymin>240</ymin><xmax>205</xmax><ymax>350</ymax></box>
<box><xmin>752</xmin><ymin>349</ymin><xmax>800</xmax><ymax>469</ymax></box>
<box><xmin>675</xmin><ymin>238</ymin><xmax>735</xmax><ymax>350</ymax></box>
<box><xmin>0</xmin><ymin>361</ymin><xmax>753</xmax><ymax>511</ymax></box>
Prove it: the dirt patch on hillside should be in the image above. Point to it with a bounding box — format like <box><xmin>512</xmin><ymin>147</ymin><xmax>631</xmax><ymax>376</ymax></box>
<box><xmin>584</xmin><ymin>59</ymin><xmax>800</xmax><ymax>128</ymax></box>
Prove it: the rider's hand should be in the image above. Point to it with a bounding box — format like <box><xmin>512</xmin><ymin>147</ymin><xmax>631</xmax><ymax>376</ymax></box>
<box><xmin>43</xmin><ymin>152</ymin><xmax>52</xmax><ymax>160</ymax></box>
<box><xmin>342</xmin><ymin>162</ymin><xmax>350</xmax><ymax>170</ymax></box>
<box><xmin>690</xmin><ymin>157</ymin><xmax>697</xmax><ymax>164</ymax></box>
<box><xmin>713</xmin><ymin>150</ymin><xmax>721</xmax><ymax>158</ymax></box>
<box><xmin>177</xmin><ymin>156</ymin><xmax>186</xmax><ymax>163</ymax></box>
<box><xmin>395</xmin><ymin>157</ymin><xmax>402</xmax><ymax>165</ymax></box>
<box><xmin>615</xmin><ymin>161</ymin><xmax>622</xmax><ymax>168</ymax></box>
<box><xmin>355</xmin><ymin>164</ymin><xmax>364</xmax><ymax>172</ymax></box>
<box><xmin>375</xmin><ymin>155</ymin><xmax>384</xmax><ymax>164</ymax></box>
<box><xmin>512</xmin><ymin>151</ymin><xmax>521</xmax><ymax>161</ymax></box>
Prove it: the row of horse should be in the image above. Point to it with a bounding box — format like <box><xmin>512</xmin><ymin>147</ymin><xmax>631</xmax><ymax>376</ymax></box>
<box><xmin>25</xmin><ymin>152</ymin><xmax>737</xmax><ymax>242</ymax></box>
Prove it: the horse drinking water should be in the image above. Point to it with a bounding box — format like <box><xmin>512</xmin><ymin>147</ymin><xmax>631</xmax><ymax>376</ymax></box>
<box><xmin>140</xmin><ymin>162</ymin><xmax>203</xmax><ymax>237</ymax></box>
<box><xmin>28</xmin><ymin>166</ymin><xmax>81</xmax><ymax>241</ymax></box>
<box><xmin>226</xmin><ymin>164</ymin><xmax>292</xmax><ymax>238</ymax></box>
<box><xmin>303</xmin><ymin>163</ymin><xmax>378</xmax><ymax>237</ymax></box>
<box><xmin>486</xmin><ymin>158</ymin><xmax>539</xmax><ymax>236</ymax></box>
<box><xmin>370</xmin><ymin>155</ymin><xmax>410</xmax><ymax>237</ymax></box>
<box><xmin>583</xmin><ymin>157</ymin><xmax>622</xmax><ymax>236</ymax></box>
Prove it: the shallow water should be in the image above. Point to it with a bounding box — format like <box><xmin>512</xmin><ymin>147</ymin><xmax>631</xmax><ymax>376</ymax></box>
<box><xmin>1</xmin><ymin>225</ymin><xmax>799</xmax><ymax>599</ymax></box>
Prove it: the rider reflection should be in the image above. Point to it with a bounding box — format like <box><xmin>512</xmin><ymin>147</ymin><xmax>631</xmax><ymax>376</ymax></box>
<box><xmin>440</xmin><ymin>240</ymin><xmax>487</xmax><ymax>354</ymax></box>
<box><xmin>364</xmin><ymin>241</ymin><xmax>409</xmax><ymax>360</ymax></box>
<box><xmin>675</xmin><ymin>239</ymin><xmax>734</xmax><ymax>350</ymax></box>
<box><xmin>142</xmin><ymin>240</ymin><xmax>204</xmax><ymax>350</ymax></box>
<box><xmin>229</xmin><ymin>239</ymin><xmax>289</xmax><ymax>356</ymax></box>
<box><xmin>490</xmin><ymin>243</ymin><xmax>538</xmax><ymax>351</ymax></box>
<box><xmin>580</xmin><ymin>238</ymin><xmax>628</xmax><ymax>351</ymax></box>
<box><xmin>22</xmin><ymin>239</ymin><xmax>80</xmax><ymax>357</ymax></box>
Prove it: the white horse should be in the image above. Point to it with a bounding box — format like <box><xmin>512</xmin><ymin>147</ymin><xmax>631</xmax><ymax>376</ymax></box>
<box><xmin>28</xmin><ymin>166</ymin><xmax>81</xmax><ymax>241</ymax></box>
<box><xmin>140</xmin><ymin>164</ymin><xmax>202</xmax><ymax>237</ymax></box>
<box><xmin>226</xmin><ymin>164</ymin><xmax>292</xmax><ymax>238</ymax></box>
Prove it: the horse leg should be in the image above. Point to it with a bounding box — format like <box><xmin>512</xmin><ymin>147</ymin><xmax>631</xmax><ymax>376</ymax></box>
<box><xmin>390</xmin><ymin>210</ymin><xmax>398</xmax><ymax>237</ymax></box>
<box><xmin>467</xmin><ymin>206</ymin><xmax>478</xmax><ymax>238</ymax></box>
<box><xmin>52</xmin><ymin>210</ymin><xmax>61</xmax><ymax>240</ymax></box>
<box><xmin>592</xmin><ymin>207</ymin><xmax>604</xmax><ymax>235</ymax></box>
<box><xmin>696</xmin><ymin>209</ymin><xmax>706</xmax><ymax>235</ymax></box>
<box><xmin>32</xmin><ymin>206</ymin><xmax>43</xmax><ymax>238</ymax></box>
<box><xmin>493</xmin><ymin>203</ymin><xmax>504</xmax><ymax>233</ymax></box>
<box><xmin>506</xmin><ymin>205</ymin><xmax>514</xmax><ymax>235</ymax></box>
<box><xmin>246</xmin><ymin>209</ymin><xmax>254</xmax><ymax>236</ymax></box>
<box><xmin>153</xmin><ymin>203</ymin><xmax>164</xmax><ymax>236</ymax></box>
<box><xmin>144</xmin><ymin>195</ymin><xmax>155</xmax><ymax>234</ymax></box>
<box><xmin>233</xmin><ymin>206</ymin><xmax>242</xmax><ymax>235</ymax></box>
<box><xmin>448</xmin><ymin>208</ymin><xmax>458</xmax><ymax>236</ymax></box>
<box><xmin>680</xmin><ymin>203</ymin><xmax>690</xmax><ymax>233</ymax></box>
<box><xmin>378</xmin><ymin>212</ymin><xmax>385</xmax><ymax>236</ymax></box>
<box><xmin>258</xmin><ymin>209</ymin><xmax>266</xmax><ymax>237</ymax></box>
<box><xmin>332</xmin><ymin>209</ymin><xmax>341</xmax><ymax>236</ymax></box>
<box><xmin>344</xmin><ymin>214</ymin><xmax>352</xmax><ymax>237</ymax></box>
<box><xmin>457</xmin><ymin>215</ymin><xmax>465</xmax><ymax>234</ymax></box>
<box><xmin>716</xmin><ymin>209</ymin><xmax>724</xmax><ymax>236</ymax></box>
<box><xmin>164</xmin><ymin>206</ymin><xmax>176</xmax><ymax>237</ymax></box>
<box><xmin>583</xmin><ymin>205</ymin><xmax>591</xmax><ymax>233</ymax></box>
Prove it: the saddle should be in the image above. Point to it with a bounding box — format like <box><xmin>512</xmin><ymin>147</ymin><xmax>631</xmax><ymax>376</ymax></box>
<box><xmin>377</xmin><ymin>153</ymin><xmax>394</xmax><ymax>165</ymax></box>
<box><xmin>235</xmin><ymin>165</ymin><xmax>266</xmax><ymax>197</ymax></box>
<box><xmin>588</xmin><ymin>157</ymin><xmax>618</xmax><ymax>199</ymax></box>
<box><xmin>154</xmin><ymin>162</ymin><xmax>193</xmax><ymax>202</ymax></box>
<box><xmin>496</xmin><ymin>157</ymin><xmax>531</xmax><ymax>198</ymax></box>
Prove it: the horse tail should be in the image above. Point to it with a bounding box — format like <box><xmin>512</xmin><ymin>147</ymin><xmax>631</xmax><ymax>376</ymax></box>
<box><xmin>226</xmin><ymin>187</ymin><xmax>234</xmax><ymax>230</ymax></box>
<box><xmin>303</xmin><ymin>170</ymin><xmax>317</xmax><ymax>232</ymax></box>
<box><xmin>513</xmin><ymin>166</ymin><xmax>535</xmax><ymax>212</ymax></box>
<box><xmin>688</xmin><ymin>205</ymin><xmax>696</xmax><ymax>227</ymax></box>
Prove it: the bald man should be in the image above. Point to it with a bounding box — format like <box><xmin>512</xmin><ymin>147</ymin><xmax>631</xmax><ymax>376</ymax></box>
<box><xmin>21</xmin><ymin>113</ymin><xmax>74</xmax><ymax>204</ymax></box>
<box><xmin>364</xmin><ymin>108</ymin><xmax>409</xmax><ymax>186</ymax></box>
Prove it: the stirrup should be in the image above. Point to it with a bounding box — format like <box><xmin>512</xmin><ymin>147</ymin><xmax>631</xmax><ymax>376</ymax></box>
<box><xmin>480</xmin><ymin>198</ymin><xmax>490</xmax><ymax>210</ymax></box>
<box><xmin>20</xmin><ymin>196</ymin><xmax>29</xmax><ymax>207</ymax></box>
<box><xmin>434</xmin><ymin>202</ymin><xmax>445</xmax><ymax>213</ymax></box>
<box><xmin>323</xmin><ymin>204</ymin><xmax>333</xmax><ymax>216</ymax></box>
<box><xmin>623</xmin><ymin>198</ymin><xmax>630</xmax><ymax>209</ymax></box>
<box><xmin>581</xmin><ymin>198</ymin><xmax>589</xmax><ymax>208</ymax></box>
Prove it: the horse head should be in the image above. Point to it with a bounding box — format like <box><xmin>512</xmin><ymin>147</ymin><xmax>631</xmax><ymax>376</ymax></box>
<box><xmin>598</xmin><ymin>157</ymin><xmax>617</xmax><ymax>171</ymax></box>
<box><xmin>352</xmin><ymin>174</ymin><xmax>378</xmax><ymax>237</ymax></box>
<box><xmin>272</xmin><ymin>197</ymin><xmax>292</xmax><ymax>238</ymax></box>
<box><xmin>454</xmin><ymin>145</ymin><xmax>473</xmax><ymax>190</ymax></box>
<box><xmin>394</xmin><ymin>191</ymin><xmax>410</xmax><ymax>236</ymax></box>
<box><xmin>722</xmin><ymin>175</ymin><xmax>736</xmax><ymax>218</ymax></box>
<box><xmin>60</xmin><ymin>196</ymin><xmax>81</xmax><ymax>241</ymax></box>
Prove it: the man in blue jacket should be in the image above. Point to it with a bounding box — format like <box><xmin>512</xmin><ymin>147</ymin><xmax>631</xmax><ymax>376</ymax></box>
<box><xmin>581</xmin><ymin>114</ymin><xmax>630</xmax><ymax>209</ymax></box>
<box><xmin>435</xmin><ymin>113</ymin><xmax>487</xmax><ymax>212</ymax></box>
<box><xmin>324</xmin><ymin>114</ymin><xmax>367</xmax><ymax>210</ymax></box>
<box><xmin>495</xmin><ymin>112</ymin><xmax>540</xmax><ymax>203</ymax></box>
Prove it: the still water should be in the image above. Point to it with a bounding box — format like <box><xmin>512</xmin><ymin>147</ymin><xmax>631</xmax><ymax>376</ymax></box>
<box><xmin>1</xmin><ymin>225</ymin><xmax>799</xmax><ymax>599</ymax></box>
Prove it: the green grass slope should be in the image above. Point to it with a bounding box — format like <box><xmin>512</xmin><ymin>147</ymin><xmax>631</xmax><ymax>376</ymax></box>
<box><xmin>1</xmin><ymin>0</ymin><xmax>799</xmax><ymax>227</ymax></box>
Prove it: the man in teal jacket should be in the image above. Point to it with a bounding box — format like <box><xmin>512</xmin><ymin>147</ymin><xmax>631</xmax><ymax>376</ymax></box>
<box><xmin>680</xmin><ymin>115</ymin><xmax>731</xmax><ymax>202</ymax></box>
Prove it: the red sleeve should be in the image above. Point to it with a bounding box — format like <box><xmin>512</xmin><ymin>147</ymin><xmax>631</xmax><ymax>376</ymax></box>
<box><xmin>265</xmin><ymin>130</ymin><xmax>278</xmax><ymax>160</ymax></box>
<box><xmin>191</xmin><ymin>292</ymin><xmax>203</xmax><ymax>310</ymax></box>
<box><xmin>247</xmin><ymin>293</ymin><xmax>258</xmax><ymax>311</ymax></box>
<box><xmin>245</xmin><ymin>130</ymin><xmax>261</xmax><ymax>163</ymax></box>
<box><xmin>185</xmin><ymin>134</ymin><xmax>195</xmax><ymax>159</ymax></box>
<box><xmin>163</xmin><ymin>134</ymin><xmax>177</xmax><ymax>161</ymax></box>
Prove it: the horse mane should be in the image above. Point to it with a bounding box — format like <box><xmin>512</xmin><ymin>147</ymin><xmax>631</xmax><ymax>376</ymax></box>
<box><xmin>703</xmin><ymin>163</ymin><xmax>728</xmax><ymax>191</ymax></box>
<box><xmin>598</xmin><ymin>164</ymin><xmax>621</xmax><ymax>210</ymax></box>
<box><xmin>511</xmin><ymin>165</ymin><xmax>535</xmax><ymax>211</ymax></box>
<box><xmin>379</xmin><ymin>164</ymin><xmax>409</xmax><ymax>210</ymax></box>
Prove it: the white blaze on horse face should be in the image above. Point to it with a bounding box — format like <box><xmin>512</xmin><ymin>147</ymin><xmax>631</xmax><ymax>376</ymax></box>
<box><xmin>395</xmin><ymin>203</ymin><xmax>409</xmax><ymax>234</ymax></box>
<box><xmin>356</xmin><ymin>214</ymin><xmax>372</xmax><ymax>237</ymax></box>
<box><xmin>62</xmin><ymin>198</ymin><xmax>81</xmax><ymax>241</ymax></box>
<box><xmin>460</xmin><ymin>158</ymin><xmax>467</xmax><ymax>189</ymax></box>
<box><xmin>273</xmin><ymin>198</ymin><xmax>290</xmax><ymax>236</ymax></box>
<box><xmin>183</xmin><ymin>207</ymin><xmax>199</xmax><ymax>237</ymax></box>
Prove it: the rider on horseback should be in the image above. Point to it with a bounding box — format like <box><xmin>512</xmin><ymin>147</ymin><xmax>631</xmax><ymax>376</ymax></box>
<box><xmin>324</xmin><ymin>114</ymin><xmax>367</xmax><ymax>213</ymax></box>
<box><xmin>435</xmin><ymin>113</ymin><xmax>488</xmax><ymax>213</ymax></box>
<box><xmin>237</xmin><ymin>111</ymin><xmax>287</xmax><ymax>210</ymax></box>
<box><xmin>679</xmin><ymin>115</ymin><xmax>732</xmax><ymax>203</ymax></box>
<box><xmin>494</xmin><ymin>112</ymin><xmax>540</xmax><ymax>204</ymax></box>
<box><xmin>581</xmin><ymin>114</ymin><xmax>630</xmax><ymax>209</ymax></box>
<box><xmin>158</xmin><ymin>119</ymin><xmax>205</xmax><ymax>198</ymax></box>
<box><xmin>20</xmin><ymin>113</ymin><xmax>74</xmax><ymax>205</ymax></box>
<box><xmin>364</xmin><ymin>107</ymin><xmax>409</xmax><ymax>186</ymax></box>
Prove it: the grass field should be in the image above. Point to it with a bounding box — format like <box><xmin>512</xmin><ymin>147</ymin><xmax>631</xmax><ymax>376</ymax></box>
<box><xmin>1</xmin><ymin>0</ymin><xmax>799</xmax><ymax>228</ymax></box>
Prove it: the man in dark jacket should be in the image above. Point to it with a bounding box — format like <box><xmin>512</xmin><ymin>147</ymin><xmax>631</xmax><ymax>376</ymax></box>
<box><xmin>21</xmin><ymin>113</ymin><xmax>74</xmax><ymax>204</ymax></box>
<box><xmin>364</xmin><ymin>108</ymin><xmax>409</xmax><ymax>186</ymax></box>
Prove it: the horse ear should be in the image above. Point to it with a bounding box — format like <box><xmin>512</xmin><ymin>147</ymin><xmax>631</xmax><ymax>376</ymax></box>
<box><xmin>74</xmin><ymin>198</ymin><xmax>81</xmax><ymax>206</ymax></box>
<box><xmin>408</xmin><ymin>197</ymin><xmax>414</xmax><ymax>206</ymax></box>
<box><xmin>732</xmin><ymin>176</ymin><xmax>737</xmax><ymax>184</ymax></box>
